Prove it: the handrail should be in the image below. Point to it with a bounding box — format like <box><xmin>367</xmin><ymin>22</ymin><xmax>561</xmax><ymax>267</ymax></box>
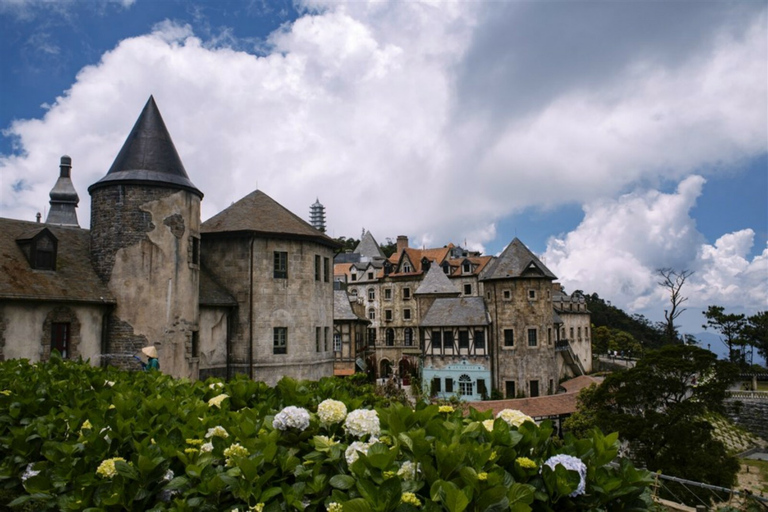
<box><xmin>725</xmin><ymin>390</ymin><xmax>768</xmax><ymax>399</ymax></box>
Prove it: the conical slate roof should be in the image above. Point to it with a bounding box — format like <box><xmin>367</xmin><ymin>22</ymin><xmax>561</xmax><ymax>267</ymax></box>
<box><xmin>480</xmin><ymin>238</ymin><xmax>557</xmax><ymax>281</ymax></box>
<box><xmin>415</xmin><ymin>260</ymin><xmax>460</xmax><ymax>295</ymax></box>
<box><xmin>353</xmin><ymin>230</ymin><xmax>386</xmax><ymax>260</ymax></box>
<box><xmin>88</xmin><ymin>96</ymin><xmax>202</xmax><ymax>197</ymax></box>
<box><xmin>201</xmin><ymin>189</ymin><xmax>340</xmax><ymax>249</ymax></box>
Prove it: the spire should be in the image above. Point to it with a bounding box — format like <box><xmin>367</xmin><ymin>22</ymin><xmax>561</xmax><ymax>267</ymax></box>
<box><xmin>88</xmin><ymin>96</ymin><xmax>202</xmax><ymax>197</ymax></box>
<box><xmin>309</xmin><ymin>197</ymin><xmax>326</xmax><ymax>232</ymax></box>
<box><xmin>46</xmin><ymin>155</ymin><xmax>80</xmax><ymax>227</ymax></box>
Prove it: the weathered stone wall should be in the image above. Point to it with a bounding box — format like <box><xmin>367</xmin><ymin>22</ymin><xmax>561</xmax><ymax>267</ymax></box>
<box><xmin>198</xmin><ymin>306</ymin><xmax>229</xmax><ymax>377</ymax></box>
<box><xmin>202</xmin><ymin>235</ymin><xmax>335</xmax><ymax>385</ymax></box>
<box><xmin>556</xmin><ymin>311</ymin><xmax>592</xmax><ymax>378</ymax></box>
<box><xmin>485</xmin><ymin>278</ymin><xmax>558</xmax><ymax>397</ymax></box>
<box><xmin>0</xmin><ymin>302</ymin><xmax>105</xmax><ymax>362</ymax></box>
<box><xmin>91</xmin><ymin>186</ymin><xmax>201</xmax><ymax>379</ymax></box>
<box><xmin>724</xmin><ymin>399</ymin><xmax>768</xmax><ymax>440</ymax></box>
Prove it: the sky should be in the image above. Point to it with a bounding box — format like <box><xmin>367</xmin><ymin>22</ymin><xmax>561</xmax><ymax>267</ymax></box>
<box><xmin>1</xmin><ymin>0</ymin><xmax>766</xmax><ymax>349</ymax></box>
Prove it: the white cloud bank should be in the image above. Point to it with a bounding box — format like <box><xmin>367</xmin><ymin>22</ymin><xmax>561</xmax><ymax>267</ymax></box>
<box><xmin>0</xmin><ymin>1</ymin><xmax>766</xmax><ymax>315</ymax></box>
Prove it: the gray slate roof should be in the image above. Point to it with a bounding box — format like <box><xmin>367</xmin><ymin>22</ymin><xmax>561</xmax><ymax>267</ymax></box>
<box><xmin>201</xmin><ymin>190</ymin><xmax>340</xmax><ymax>249</ymax></box>
<box><xmin>334</xmin><ymin>290</ymin><xmax>367</xmax><ymax>321</ymax></box>
<box><xmin>88</xmin><ymin>96</ymin><xmax>203</xmax><ymax>198</ymax></box>
<box><xmin>353</xmin><ymin>230</ymin><xmax>386</xmax><ymax>259</ymax></box>
<box><xmin>480</xmin><ymin>238</ymin><xmax>557</xmax><ymax>281</ymax></box>
<box><xmin>415</xmin><ymin>261</ymin><xmax>460</xmax><ymax>295</ymax></box>
<box><xmin>420</xmin><ymin>297</ymin><xmax>489</xmax><ymax>327</ymax></box>
<box><xmin>0</xmin><ymin>218</ymin><xmax>114</xmax><ymax>304</ymax></box>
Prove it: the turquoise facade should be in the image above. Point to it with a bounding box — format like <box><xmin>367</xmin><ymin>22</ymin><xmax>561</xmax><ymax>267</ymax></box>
<box><xmin>422</xmin><ymin>360</ymin><xmax>491</xmax><ymax>401</ymax></box>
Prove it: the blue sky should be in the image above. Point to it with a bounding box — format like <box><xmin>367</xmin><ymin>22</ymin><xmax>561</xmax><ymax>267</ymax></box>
<box><xmin>1</xmin><ymin>0</ymin><xmax>766</xmax><ymax>341</ymax></box>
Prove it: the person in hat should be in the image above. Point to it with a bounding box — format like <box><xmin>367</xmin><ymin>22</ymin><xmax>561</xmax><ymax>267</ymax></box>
<box><xmin>138</xmin><ymin>346</ymin><xmax>160</xmax><ymax>371</ymax></box>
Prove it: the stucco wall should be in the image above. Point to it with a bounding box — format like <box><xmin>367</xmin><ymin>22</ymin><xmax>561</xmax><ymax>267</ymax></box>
<box><xmin>198</xmin><ymin>306</ymin><xmax>229</xmax><ymax>378</ymax></box>
<box><xmin>0</xmin><ymin>302</ymin><xmax>105</xmax><ymax>362</ymax></box>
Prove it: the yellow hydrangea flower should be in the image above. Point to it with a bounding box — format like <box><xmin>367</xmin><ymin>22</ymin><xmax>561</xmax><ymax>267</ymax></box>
<box><xmin>439</xmin><ymin>405</ymin><xmax>454</xmax><ymax>413</ymax></box>
<box><xmin>327</xmin><ymin>503</ymin><xmax>343</xmax><ymax>512</ymax></box>
<box><xmin>249</xmin><ymin>504</ymin><xmax>265</xmax><ymax>512</ymax></box>
<box><xmin>96</xmin><ymin>457</ymin><xmax>127</xmax><ymax>478</ymax></box>
<box><xmin>516</xmin><ymin>457</ymin><xmax>537</xmax><ymax>469</ymax></box>
<box><xmin>185</xmin><ymin>448</ymin><xmax>199</xmax><ymax>454</ymax></box>
<box><xmin>478</xmin><ymin>472</ymin><xmax>488</xmax><ymax>481</ymax></box>
<box><xmin>186</xmin><ymin>438</ymin><xmax>203</xmax><ymax>446</ymax></box>
<box><xmin>401</xmin><ymin>492</ymin><xmax>422</xmax><ymax>507</ymax></box>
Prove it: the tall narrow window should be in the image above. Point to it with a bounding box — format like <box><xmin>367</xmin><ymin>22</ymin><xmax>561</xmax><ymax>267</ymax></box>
<box><xmin>384</xmin><ymin>288</ymin><xmax>392</xmax><ymax>300</ymax></box>
<box><xmin>315</xmin><ymin>255</ymin><xmax>321</xmax><ymax>281</ymax></box>
<box><xmin>334</xmin><ymin>333</ymin><xmax>342</xmax><ymax>352</ymax></box>
<box><xmin>445</xmin><ymin>378</ymin><xmax>453</xmax><ymax>393</ymax></box>
<box><xmin>274</xmin><ymin>252</ymin><xmax>288</xmax><ymax>279</ymax></box>
<box><xmin>273</xmin><ymin>327</ymin><xmax>287</xmax><ymax>354</ymax></box>
<box><xmin>477</xmin><ymin>379</ymin><xmax>487</xmax><ymax>397</ymax></box>
<box><xmin>51</xmin><ymin>322</ymin><xmax>69</xmax><ymax>358</ymax></box>
<box><xmin>402</xmin><ymin>287</ymin><xmax>411</xmax><ymax>300</ymax></box>
<box><xmin>432</xmin><ymin>331</ymin><xmax>442</xmax><ymax>351</ymax></box>
<box><xmin>474</xmin><ymin>330</ymin><xmax>485</xmax><ymax>350</ymax></box>
<box><xmin>464</xmin><ymin>284</ymin><xmax>472</xmax><ymax>295</ymax></box>
<box><xmin>404</xmin><ymin>327</ymin><xmax>413</xmax><ymax>346</ymax></box>
<box><xmin>34</xmin><ymin>235</ymin><xmax>56</xmax><ymax>270</ymax></box>
<box><xmin>444</xmin><ymin>331</ymin><xmax>454</xmax><ymax>350</ymax></box>
<box><xmin>527</xmin><ymin>329</ymin><xmax>538</xmax><ymax>347</ymax></box>
<box><xmin>323</xmin><ymin>257</ymin><xmax>330</xmax><ymax>282</ymax></box>
<box><xmin>191</xmin><ymin>236</ymin><xmax>200</xmax><ymax>265</ymax></box>
<box><xmin>504</xmin><ymin>329</ymin><xmax>514</xmax><ymax>347</ymax></box>
<box><xmin>403</xmin><ymin>308</ymin><xmax>411</xmax><ymax>320</ymax></box>
<box><xmin>324</xmin><ymin>327</ymin><xmax>329</xmax><ymax>351</ymax></box>
<box><xmin>530</xmin><ymin>380</ymin><xmax>540</xmax><ymax>397</ymax></box>
<box><xmin>191</xmin><ymin>331</ymin><xmax>199</xmax><ymax>357</ymax></box>
<box><xmin>368</xmin><ymin>288</ymin><xmax>375</xmax><ymax>301</ymax></box>
<box><xmin>458</xmin><ymin>330</ymin><xmax>469</xmax><ymax>350</ymax></box>
<box><xmin>386</xmin><ymin>328</ymin><xmax>395</xmax><ymax>346</ymax></box>
<box><xmin>459</xmin><ymin>374</ymin><xmax>473</xmax><ymax>396</ymax></box>
<box><xmin>432</xmin><ymin>377</ymin><xmax>441</xmax><ymax>393</ymax></box>
<box><xmin>505</xmin><ymin>380</ymin><xmax>516</xmax><ymax>398</ymax></box>
<box><xmin>368</xmin><ymin>328</ymin><xmax>377</xmax><ymax>345</ymax></box>
<box><xmin>385</xmin><ymin>309</ymin><xmax>393</xmax><ymax>321</ymax></box>
<box><xmin>316</xmin><ymin>327</ymin><xmax>321</xmax><ymax>352</ymax></box>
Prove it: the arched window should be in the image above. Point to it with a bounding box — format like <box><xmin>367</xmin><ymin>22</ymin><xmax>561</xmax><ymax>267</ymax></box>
<box><xmin>350</xmin><ymin>289</ymin><xmax>358</xmax><ymax>296</ymax></box>
<box><xmin>458</xmin><ymin>374</ymin><xmax>473</xmax><ymax>396</ymax></box>
<box><xmin>386</xmin><ymin>328</ymin><xmax>395</xmax><ymax>346</ymax></box>
<box><xmin>368</xmin><ymin>288</ymin><xmax>375</xmax><ymax>301</ymax></box>
<box><xmin>368</xmin><ymin>309</ymin><xmax>375</xmax><ymax>320</ymax></box>
<box><xmin>404</xmin><ymin>327</ymin><xmax>413</xmax><ymax>346</ymax></box>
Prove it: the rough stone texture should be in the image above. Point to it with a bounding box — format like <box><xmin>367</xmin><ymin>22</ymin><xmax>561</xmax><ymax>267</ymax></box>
<box><xmin>485</xmin><ymin>278</ymin><xmax>558</xmax><ymax>397</ymax></box>
<box><xmin>104</xmin><ymin>315</ymin><xmax>149</xmax><ymax>370</ymax></box>
<box><xmin>92</xmin><ymin>185</ymin><xmax>201</xmax><ymax>379</ymax></box>
<box><xmin>0</xmin><ymin>307</ymin><xmax>6</xmax><ymax>361</ymax></box>
<box><xmin>201</xmin><ymin>235</ymin><xmax>335</xmax><ymax>385</ymax></box>
<box><xmin>724</xmin><ymin>399</ymin><xmax>768</xmax><ymax>440</ymax></box>
<box><xmin>198</xmin><ymin>306</ymin><xmax>230</xmax><ymax>377</ymax></box>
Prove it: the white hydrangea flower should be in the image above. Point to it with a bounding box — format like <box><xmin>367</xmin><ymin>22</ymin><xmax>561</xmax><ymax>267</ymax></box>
<box><xmin>273</xmin><ymin>406</ymin><xmax>311</xmax><ymax>431</ymax></box>
<box><xmin>543</xmin><ymin>454</ymin><xmax>587</xmax><ymax>497</ymax></box>
<box><xmin>345</xmin><ymin>440</ymin><xmax>374</xmax><ymax>465</ymax></box>
<box><xmin>397</xmin><ymin>460</ymin><xmax>420</xmax><ymax>480</ymax></box>
<box><xmin>317</xmin><ymin>399</ymin><xmax>347</xmax><ymax>424</ymax></box>
<box><xmin>344</xmin><ymin>409</ymin><xmax>381</xmax><ymax>438</ymax></box>
<box><xmin>163</xmin><ymin>469</ymin><xmax>174</xmax><ymax>482</ymax></box>
<box><xmin>207</xmin><ymin>393</ymin><xmax>229</xmax><ymax>408</ymax></box>
<box><xmin>21</xmin><ymin>463</ymin><xmax>40</xmax><ymax>482</ymax></box>
<box><xmin>200</xmin><ymin>442</ymin><xmax>214</xmax><ymax>453</ymax></box>
<box><xmin>482</xmin><ymin>419</ymin><xmax>496</xmax><ymax>431</ymax></box>
<box><xmin>205</xmin><ymin>426</ymin><xmax>229</xmax><ymax>439</ymax></box>
<box><xmin>496</xmin><ymin>409</ymin><xmax>535</xmax><ymax>428</ymax></box>
<box><xmin>209</xmin><ymin>382</ymin><xmax>224</xmax><ymax>390</ymax></box>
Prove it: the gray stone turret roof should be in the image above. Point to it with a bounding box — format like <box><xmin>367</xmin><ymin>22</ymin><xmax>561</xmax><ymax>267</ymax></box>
<box><xmin>201</xmin><ymin>190</ymin><xmax>340</xmax><ymax>249</ymax></box>
<box><xmin>46</xmin><ymin>156</ymin><xmax>80</xmax><ymax>227</ymax></box>
<box><xmin>480</xmin><ymin>238</ymin><xmax>557</xmax><ymax>281</ymax></box>
<box><xmin>420</xmin><ymin>297</ymin><xmax>489</xmax><ymax>326</ymax></box>
<box><xmin>353</xmin><ymin>230</ymin><xmax>386</xmax><ymax>259</ymax></box>
<box><xmin>415</xmin><ymin>261</ymin><xmax>460</xmax><ymax>295</ymax></box>
<box><xmin>88</xmin><ymin>96</ymin><xmax>203</xmax><ymax>198</ymax></box>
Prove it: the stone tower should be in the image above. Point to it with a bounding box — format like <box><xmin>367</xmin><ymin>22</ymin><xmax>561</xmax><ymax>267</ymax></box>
<box><xmin>88</xmin><ymin>96</ymin><xmax>203</xmax><ymax>378</ymax></box>
<box><xmin>46</xmin><ymin>155</ymin><xmax>80</xmax><ymax>226</ymax></box>
<box><xmin>309</xmin><ymin>198</ymin><xmax>326</xmax><ymax>232</ymax></box>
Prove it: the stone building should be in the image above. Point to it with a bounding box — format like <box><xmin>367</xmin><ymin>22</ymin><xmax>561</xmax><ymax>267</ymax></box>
<box><xmin>0</xmin><ymin>96</ymin><xmax>337</xmax><ymax>384</ymax></box>
<box><xmin>334</xmin><ymin>234</ymin><xmax>591</xmax><ymax>400</ymax></box>
<box><xmin>553</xmin><ymin>287</ymin><xmax>592</xmax><ymax>378</ymax></box>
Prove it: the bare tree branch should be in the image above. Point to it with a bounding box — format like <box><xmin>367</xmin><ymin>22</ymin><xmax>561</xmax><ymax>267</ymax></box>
<box><xmin>657</xmin><ymin>268</ymin><xmax>694</xmax><ymax>343</ymax></box>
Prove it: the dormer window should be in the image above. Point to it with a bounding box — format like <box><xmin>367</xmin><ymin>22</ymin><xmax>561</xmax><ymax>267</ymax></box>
<box><xmin>17</xmin><ymin>228</ymin><xmax>58</xmax><ymax>271</ymax></box>
<box><xmin>442</xmin><ymin>262</ymin><xmax>450</xmax><ymax>274</ymax></box>
<box><xmin>402</xmin><ymin>262</ymin><xmax>412</xmax><ymax>273</ymax></box>
<box><xmin>462</xmin><ymin>262</ymin><xmax>472</xmax><ymax>274</ymax></box>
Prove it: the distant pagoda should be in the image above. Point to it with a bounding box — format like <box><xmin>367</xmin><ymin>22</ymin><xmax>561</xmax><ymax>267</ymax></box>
<box><xmin>310</xmin><ymin>198</ymin><xmax>326</xmax><ymax>232</ymax></box>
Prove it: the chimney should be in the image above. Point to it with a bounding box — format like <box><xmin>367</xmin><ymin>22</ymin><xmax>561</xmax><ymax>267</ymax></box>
<box><xmin>396</xmin><ymin>235</ymin><xmax>409</xmax><ymax>255</ymax></box>
<box><xmin>46</xmin><ymin>155</ymin><xmax>80</xmax><ymax>227</ymax></box>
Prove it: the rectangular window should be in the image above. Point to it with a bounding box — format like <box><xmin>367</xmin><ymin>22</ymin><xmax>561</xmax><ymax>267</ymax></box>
<box><xmin>273</xmin><ymin>327</ymin><xmax>287</xmax><ymax>354</ymax></box>
<box><xmin>548</xmin><ymin>328</ymin><xmax>552</xmax><ymax>345</ymax></box>
<box><xmin>477</xmin><ymin>379</ymin><xmax>487</xmax><ymax>397</ymax></box>
<box><xmin>458</xmin><ymin>330</ymin><xmax>469</xmax><ymax>349</ymax></box>
<box><xmin>528</xmin><ymin>329</ymin><xmax>538</xmax><ymax>347</ymax></box>
<box><xmin>503</xmin><ymin>290</ymin><xmax>511</xmax><ymax>300</ymax></box>
<box><xmin>528</xmin><ymin>290</ymin><xmax>537</xmax><ymax>300</ymax></box>
<box><xmin>274</xmin><ymin>251</ymin><xmax>288</xmax><ymax>279</ymax></box>
<box><xmin>444</xmin><ymin>331</ymin><xmax>454</xmax><ymax>350</ymax></box>
<box><xmin>384</xmin><ymin>288</ymin><xmax>392</xmax><ymax>300</ymax></box>
<box><xmin>368</xmin><ymin>271</ymin><xmax>374</xmax><ymax>280</ymax></box>
<box><xmin>351</xmin><ymin>273</ymin><xmax>357</xmax><ymax>281</ymax></box>
<box><xmin>385</xmin><ymin>309</ymin><xmax>393</xmax><ymax>321</ymax></box>
<box><xmin>368</xmin><ymin>328</ymin><xmax>377</xmax><ymax>345</ymax></box>
<box><xmin>549</xmin><ymin>379</ymin><xmax>554</xmax><ymax>395</ymax></box>
<box><xmin>504</xmin><ymin>329</ymin><xmax>514</xmax><ymax>347</ymax></box>
<box><xmin>368</xmin><ymin>309</ymin><xmax>375</xmax><ymax>320</ymax></box>
<box><xmin>191</xmin><ymin>236</ymin><xmax>200</xmax><ymax>265</ymax></box>
<box><xmin>403</xmin><ymin>287</ymin><xmax>411</xmax><ymax>300</ymax></box>
<box><xmin>432</xmin><ymin>331</ymin><xmax>442</xmax><ymax>350</ymax></box>
<box><xmin>462</xmin><ymin>262</ymin><xmax>471</xmax><ymax>273</ymax></box>
<box><xmin>432</xmin><ymin>377</ymin><xmax>441</xmax><ymax>393</ymax></box>
<box><xmin>316</xmin><ymin>327</ymin><xmax>321</xmax><ymax>352</ymax></box>
<box><xmin>445</xmin><ymin>378</ymin><xmax>453</xmax><ymax>393</ymax></box>
<box><xmin>323</xmin><ymin>257</ymin><xmax>330</xmax><ymax>282</ymax></box>
<box><xmin>368</xmin><ymin>288</ymin><xmax>375</xmax><ymax>301</ymax></box>
<box><xmin>403</xmin><ymin>308</ymin><xmax>411</xmax><ymax>320</ymax></box>
<box><xmin>474</xmin><ymin>330</ymin><xmax>485</xmax><ymax>350</ymax></box>
<box><xmin>51</xmin><ymin>322</ymin><xmax>69</xmax><ymax>358</ymax></box>
<box><xmin>570</xmin><ymin>327</ymin><xmax>574</xmax><ymax>340</ymax></box>
<box><xmin>464</xmin><ymin>284</ymin><xmax>472</xmax><ymax>295</ymax></box>
<box><xmin>578</xmin><ymin>326</ymin><xmax>582</xmax><ymax>339</ymax></box>
<box><xmin>334</xmin><ymin>333</ymin><xmax>341</xmax><ymax>352</ymax></box>
<box><xmin>530</xmin><ymin>380</ymin><xmax>540</xmax><ymax>398</ymax></box>
<box><xmin>324</xmin><ymin>327</ymin><xmax>329</xmax><ymax>351</ymax></box>
<box><xmin>191</xmin><ymin>331</ymin><xmax>199</xmax><ymax>358</ymax></box>
<box><xmin>315</xmin><ymin>255</ymin><xmax>321</xmax><ymax>281</ymax></box>
<box><xmin>505</xmin><ymin>380</ymin><xmax>515</xmax><ymax>399</ymax></box>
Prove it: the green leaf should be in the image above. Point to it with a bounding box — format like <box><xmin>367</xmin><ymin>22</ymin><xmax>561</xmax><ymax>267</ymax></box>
<box><xmin>115</xmin><ymin>460</ymin><xmax>139</xmax><ymax>480</ymax></box>
<box><xmin>330</xmin><ymin>474</ymin><xmax>356</xmax><ymax>490</ymax></box>
<box><xmin>343</xmin><ymin>498</ymin><xmax>374</xmax><ymax>512</ymax></box>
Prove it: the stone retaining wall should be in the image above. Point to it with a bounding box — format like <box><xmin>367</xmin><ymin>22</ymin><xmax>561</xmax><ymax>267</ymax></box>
<box><xmin>724</xmin><ymin>398</ymin><xmax>768</xmax><ymax>440</ymax></box>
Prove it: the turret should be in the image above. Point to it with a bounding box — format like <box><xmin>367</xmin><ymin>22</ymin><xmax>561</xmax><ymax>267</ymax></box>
<box><xmin>46</xmin><ymin>155</ymin><xmax>80</xmax><ymax>226</ymax></box>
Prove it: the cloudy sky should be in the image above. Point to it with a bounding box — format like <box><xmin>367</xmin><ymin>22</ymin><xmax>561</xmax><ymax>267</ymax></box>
<box><xmin>1</xmin><ymin>0</ymin><xmax>766</xmax><ymax>344</ymax></box>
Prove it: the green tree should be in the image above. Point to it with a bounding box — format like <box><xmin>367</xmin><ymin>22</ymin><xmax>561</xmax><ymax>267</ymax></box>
<box><xmin>567</xmin><ymin>344</ymin><xmax>739</xmax><ymax>505</ymax></box>
<box><xmin>585</xmin><ymin>293</ymin><xmax>666</xmax><ymax>349</ymax></box>
<box><xmin>379</xmin><ymin>237</ymin><xmax>397</xmax><ymax>257</ymax></box>
<box><xmin>743</xmin><ymin>311</ymin><xmax>768</xmax><ymax>368</ymax></box>
<box><xmin>702</xmin><ymin>305</ymin><xmax>748</xmax><ymax>366</ymax></box>
<box><xmin>592</xmin><ymin>326</ymin><xmax>642</xmax><ymax>357</ymax></box>
<box><xmin>333</xmin><ymin>236</ymin><xmax>360</xmax><ymax>254</ymax></box>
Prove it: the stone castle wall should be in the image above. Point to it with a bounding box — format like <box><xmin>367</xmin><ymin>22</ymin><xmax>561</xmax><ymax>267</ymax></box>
<box><xmin>724</xmin><ymin>398</ymin><xmax>768</xmax><ymax>440</ymax></box>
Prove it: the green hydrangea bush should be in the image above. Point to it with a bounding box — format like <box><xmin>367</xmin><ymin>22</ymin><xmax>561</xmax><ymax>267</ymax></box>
<box><xmin>0</xmin><ymin>356</ymin><xmax>653</xmax><ymax>511</ymax></box>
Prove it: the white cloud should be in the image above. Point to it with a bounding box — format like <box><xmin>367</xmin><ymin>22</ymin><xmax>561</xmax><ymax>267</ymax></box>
<box><xmin>543</xmin><ymin>176</ymin><xmax>767</xmax><ymax>321</ymax></box>
<box><xmin>0</xmin><ymin>1</ymin><xmax>765</xmax><ymax>268</ymax></box>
